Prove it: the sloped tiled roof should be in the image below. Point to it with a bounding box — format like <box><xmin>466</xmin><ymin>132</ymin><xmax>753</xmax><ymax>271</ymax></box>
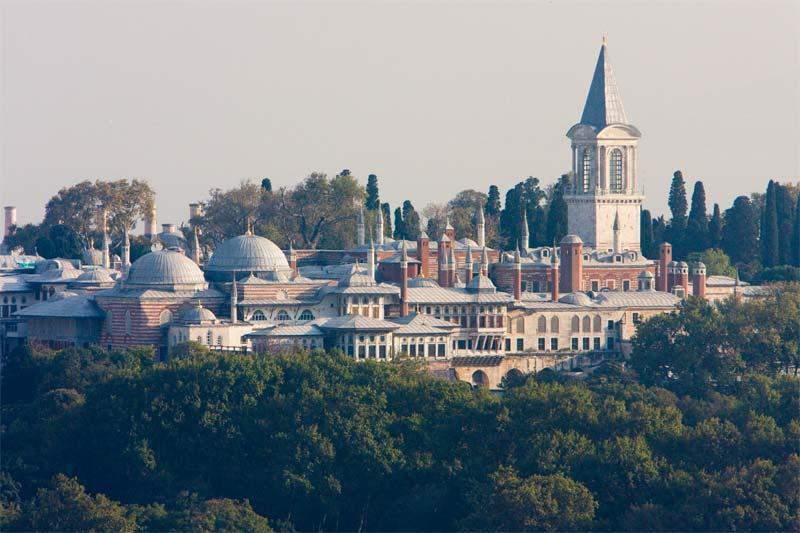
<box><xmin>15</xmin><ymin>295</ymin><xmax>105</xmax><ymax>318</ymax></box>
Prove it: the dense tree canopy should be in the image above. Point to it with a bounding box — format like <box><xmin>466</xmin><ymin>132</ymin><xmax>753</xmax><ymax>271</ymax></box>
<box><xmin>3</xmin><ymin>285</ymin><xmax>798</xmax><ymax>531</ymax></box>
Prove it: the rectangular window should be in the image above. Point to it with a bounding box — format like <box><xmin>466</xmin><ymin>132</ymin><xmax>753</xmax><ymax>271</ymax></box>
<box><xmin>358</xmin><ymin>345</ymin><xmax>366</xmax><ymax>359</ymax></box>
<box><xmin>591</xmin><ymin>280</ymin><xmax>599</xmax><ymax>291</ymax></box>
<box><xmin>571</xmin><ymin>337</ymin><xmax>579</xmax><ymax>350</ymax></box>
<box><xmin>428</xmin><ymin>343</ymin><xmax>436</xmax><ymax>356</ymax></box>
<box><xmin>607</xmin><ymin>320</ymin><xmax>614</xmax><ymax>330</ymax></box>
<box><xmin>437</xmin><ymin>344</ymin><xmax>446</xmax><ymax>356</ymax></box>
<box><xmin>538</xmin><ymin>337</ymin><xmax>546</xmax><ymax>351</ymax></box>
<box><xmin>379</xmin><ymin>345</ymin><xmax>387</xmax><ymax>358</ymax></box>
<box><xmin>632</xmin><ymin>312</ymin><xmax>641</xmax><ymax>324</ymax></box>
<box><xmin>623</xmin><ymin>280</ymin><xmax>631</xmax><ymax>291</ymax></box>
<box><xmin>505</xmin><ymin>338</ymin><xmax>511</xmax><ymax>351</ymax></box>
<box><xmin>457</xmin><ymin>340</ymin><xmax>467</xmax><ymax>350</ymax></box>
<box><xmin>593</xmin><ymin>337</ymin><xmax>601</xmax><ymax>350</ymax></box>
<box><xmin>418</xmin><ymin>344</ymin><xmax>425</xmax><ymax>356</ymax></box>
<box><xmin>410</xmin><ymin>344</ymin><xmax>417</xmax><ymax>356</ymax></box>
<box><xmin>582</xmin><ymin>337</ymin><xmax>590</xmax><ymax>350</ymax></box>
<box><xmin>516</xmin><ymin>338</ymin><xmax>524</xmax><ymax>351</ymax></box>
<box><xmin>551</xmin><ymin>338</ymin><xmax>558</xmax><ymax>350</ymax></box>
<box><xmin>607</xmin><ymin>337</ymin><xmax>615</xmax><ymax>350</ymax></box>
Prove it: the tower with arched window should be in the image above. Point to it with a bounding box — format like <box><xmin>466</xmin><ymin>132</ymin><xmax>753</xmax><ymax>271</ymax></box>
<box><xmin>565</xmin><ymin>38</ymin><xmax>643</xmax><ymax>252</ymax></box>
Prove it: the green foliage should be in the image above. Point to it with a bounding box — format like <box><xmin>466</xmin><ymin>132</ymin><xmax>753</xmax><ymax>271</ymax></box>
<box><xmin>641</xmin><ymin>209</ymin><xmax>655</xmax><ymax>259</ymax></box>
<box><xmin>365</xmin><ymin>174</ymin><xmax>380</xmax><ymax>211</ymax></box>
<box><xmin>485</xmin><ymin>185</ymin><xmax>501</xmax><ymax>216</ymax></box>
<box><xmin>709</xmin><ymin>202</ymin><xmax>723</xmax><ymax>249</ymax></box>
<box><xmin>2</xmin><ymin>325</ymin><xmax>798</xmax><ymax>532</ymax></box>
<box><xmin>686</xmin><ymin>181</ymin><xmax>709</xmax><ymax>254</ymax></box>
<box><xmin>722</xmin><ymin>195</ymin><xmax>761</xmax><ymax>266</ymax></box>
<box><xmin>762</xmin><ymin>180</ymin><xmax>780</xmax><ymax>267</ymax></box>
<box><xmin>691</xmin><ymin>248</ymin><xmax>736</xmax><ymax>277</ymax></box>
<box><xmin>667</xmin><ymin>170</ymin><xmax>688</xmax><ymax>257</ymax></box>
<box><xmin>545</xmin><ymin>175</ymin><xmax>569</xmax><ymax>245</ymax></box>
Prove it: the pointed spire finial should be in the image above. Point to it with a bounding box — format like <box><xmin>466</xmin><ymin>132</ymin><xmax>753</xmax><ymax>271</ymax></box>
<box><xmin>602</xmin><ymin>34</ymin><xmax>607</xmax><ymax>45</ymax></box>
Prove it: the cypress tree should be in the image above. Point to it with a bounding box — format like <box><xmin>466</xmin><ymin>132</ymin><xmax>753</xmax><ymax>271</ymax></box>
<box><xmin>793</xmin><ymin>193</ymin><xmax>800</xmax><ymax>266</ymax></box>
<box><xmin>393</xmin><ymin>207</ymin><xmax>405</xmax><ymax>240</ymax></box>
<box><xmin>402</xmin><ymin>201</ymin><xmax>421</xmax><ymax>240</ymax></box>
<box><xmin>260</xmin><ymin>178</ymin><xmax>272</xmax><ymax>192</ymax></box>
<box><xmin>686</xmin><ymin>181</ymin><xmax>709</xmax><ymax>253</ymax></box>
<box><xmin>546</xmin><ymin>175</ymin><xmax>570</xmax><ymax>245</ymax></box>
<box><xmin>380</xmin><ymin>202</ymin><xmax>392</xmax><ymax>238</ymax></box>
<box><xmin>722</xmin><ymin>196</ymin><xmax>760</xmax><ymax>265</ymax></box>
<box><xmin>500</xmin><ymin>185</ymin><xmax>523</xmax><ymax>248</ymax></box>
<box><xmin>775</xmin><ymin>183</ymin><xmax>795</xmax><ymax>265</ymax></box>
<box><xmin>640</xmin><ymin>209</ymin><xmax>654</xmax><ymax>258</ymax></box>
<box><xmin>365</xmin><ymin>174</ymin><xmax>380</xmax><ymax>211</ymax></box>
<box><xmin>486</xmin><ymin>185</ymin><xmax>501</xmax><ymax>216</ymax></box>
<box><xmin>708</xmin><ymin>203</ymin><xmax>723</xmax><ymax>249</ymax></box>
<box><xmin>667</xmin><ymin>171</ymin><xmax>688</xmax><ymax>257</ymax></box>
<box><xmin>761</xmin><ymin>180</ymin><xmax>779</xmax><ymax>267</ymax></box>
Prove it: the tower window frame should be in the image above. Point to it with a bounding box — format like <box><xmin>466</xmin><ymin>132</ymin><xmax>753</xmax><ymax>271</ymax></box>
<box><xmin>581</xmin><ymin>149</ymin><xmax>591</xmax><ymax>192</ymax></box>
<box><xmin>610</xmin><ymin>148</ymin><xmax>624</xmax><ymax>192</ymax></box>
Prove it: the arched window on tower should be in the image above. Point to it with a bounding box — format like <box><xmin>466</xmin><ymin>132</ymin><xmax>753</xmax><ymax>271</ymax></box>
<box><xmin>581</xmin><ymin>149</ymin><xmax>591</xmax><ymax>192</ymax></box>
<box><xmin>610</xmin><ymin>149</ymin><xmax>624</xmax><ymax>192</ymax></box>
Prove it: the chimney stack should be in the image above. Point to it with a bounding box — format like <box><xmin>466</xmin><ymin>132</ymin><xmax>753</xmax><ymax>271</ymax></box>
<box><xmin>551</xmin><ymin>243</ymin><xmax>560</xmax><ymax>302</ymax></box>
<box><xmin>692</xmin><ymin>262</ymin><xmax>706</xmax><ymax>298</ymax></box>
<box><xmin>144</xmin><ymin>206</ymin><xmax>157</xmax><ymax>239</ymax></box>
<box><xmin>4</xmin><ymin>206</ymin><xmax>18</xmax><ymax>238</ymax></box>
<box><xmin>559</xmin><ymin>235</ymin><xmax>583</xmax><ymax>294</ymax></box>
<box><xmin>658</xmin><ymin>242</ymin><xmax>672</xmax><ymax>292</ymax></box>
<box><xmin>416</xmin><ymin>231</ymin><xmax>430</xmax><ymax>277</ymax></box>
<box><xmin>400</xmin><ymin>241</ymin><xmax>409</xmax><ymax>317</ymax></box>
<box><xmin>513</xmin><ymin>245</ymin><xmax>522</xmax><ymax>302</ymax></box>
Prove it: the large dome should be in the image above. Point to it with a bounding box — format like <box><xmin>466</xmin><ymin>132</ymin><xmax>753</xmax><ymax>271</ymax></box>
<box><xmin>205</xmin><ymin>234</ymin><xmax>290</xmax><ymax>280</ymax></box>
<box><xmin>126</xmin><ymin>250</ymin><xmax>206</xmax><ymax>290</ymax></box>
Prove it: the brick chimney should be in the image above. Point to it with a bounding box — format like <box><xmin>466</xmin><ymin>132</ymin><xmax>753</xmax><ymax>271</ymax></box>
<box><xmin>658</xmin><ymin>242</ymin><xmax>672</xmax><ymax>292</ymax></box>
<box><xmin>416</xmin><ymin>231</ymin><xmax>430</xmax><ymax>277</ymax></box>
<box><xmin>559</xmin><ymin>235</ymin><xmax>583</xmax><ymax>294</ymax></box>
<box><xmin>400</xmin><ymin>241</ymin><xmax>409</xmax><ymax>316</ymax></box>
<box><xmin>692</xmin><ymin>261</ymin><xmax>706</xmax><ymax>298</ymax></box>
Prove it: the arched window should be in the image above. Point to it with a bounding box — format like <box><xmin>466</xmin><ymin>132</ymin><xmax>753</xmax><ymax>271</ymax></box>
<box><xmin>251</xmin><ymin>310</ymin><xmax>266</xmax><ymax>321</ymax></box>
<box><xmin>298</xmin><ymin>309</ymin><xmax>315</xmax><ymax>321</ymax></box>
<box><xmin>159</xmin><ymin>309</ymin><xmax>172</xmax><ymax>326</ymax></box>
<box><xmin>276</xmin><ymin>310</ymin><xmax>291</xmax><ymax>321</ymax></box>
<box><xmin>581</xmin><ymin>149</ymin><xmax>591</xmax><ymax>192</ymax></box>
<box><xmin>571</xmin><ymin>315</ymin><xmax>580</xmax><ymax>332</ymax></box>
<box><xmin>582</xmin><ymin>316</ymin><xmax>591</xmax><ymax>332</ymax></box>
<box><xmin>593</xmin><ymin>315</ymin><xmax>602</xmax><ymax>332</ymax></box>
<box><xmin>537</xmin><ymin>316</ymin><xmax>547</xmax><ymax>333</ymax></box>
<box><xmin>610</xmin><ymin>149</ymin><xmax>624</xmax><ymax>192</ymax></box>
<box><xmin>551</xmin><ymin>316</ymin><xmax>559</xmax><ymax>333</ymax></box>
<box><xmin>472</xmin><ymin>370</ymin><xmax>489</xmax><ymax>389</ymax></box>
<box><xmin>124</xmin><ymin>310</ymin><xmax>132</xmax><ymax>335</ymax></box>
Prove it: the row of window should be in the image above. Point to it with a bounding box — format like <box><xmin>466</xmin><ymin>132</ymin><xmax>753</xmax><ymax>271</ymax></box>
<box><xmin>580</xmin><ymin>148</ymin><xmax>626</xmax><ymax>193</ymax></box>
<box><xmin>506</xmin><ymin>336</ymin><xmax>615</xmax><ymax>352</ymax></box>
<box><xmin>250</xmin><ymin>309</ymin><xmax>315</xmax><ymax>321</ymax></box>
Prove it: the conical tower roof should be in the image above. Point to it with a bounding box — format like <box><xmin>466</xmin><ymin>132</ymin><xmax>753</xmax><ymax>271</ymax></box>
<box><xmin>580</xmin><ymin>37</ymin><xmax>628</xmax><ymax>129</ymax></box>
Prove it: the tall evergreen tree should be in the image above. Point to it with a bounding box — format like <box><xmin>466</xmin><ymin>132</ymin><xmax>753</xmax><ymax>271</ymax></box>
<box><xmin>793</xmin><ymin>194</ymin><xmax>800</xmax><ymax>267</ymax></box>
<box><xmin>652</xmin><ymin>215</ymin><xmax>667</xmax><ymax>249</ymax></box>
<box><xmin>260</xmin><ymin>178</ymin><xmax>272</xmax><ymax>192</ymax></box>
<box><xmin>640</xmin><ymin>210</ymin><xmax>655</xmax><ymax>258</ymax></box>
<box><xmin>500</xmin><ymin>185</ymin><xmax>524</xmax><ymax>248</ymax></box>
<box><xmin>708</xmin><ymin>203</ymin><xmax>723</xmax><ymax>249</ymax></box>
<box><xmin>775</xmin><ymin>183</ymin><xmax>795</xmax><ymax>265</ymax></box>
<box><xmin>667</xmin><ymin>171</ymin><xmax>688</xmax><ymax>257</ymax></box>
<box><xmin>760</xmin><ymin>180</ymin><xmax>779</xmax><ymax>267</ymax></box>
<box><xmin>545</xmin><ymin>175</ymin><xmax>570</xmax><ymax>245</ymax></box>
<box><xmin>393</xmin><ymin>207</ymin><xmax>405</xmax><ymax>239</ymax></box>
<box><xmin>401</xmin><ymin>200</ymin><xmax>421</xmax><ymax>240</ymax></box>
<box><xmin>365</xmin><ymin>174</ymin><xmax>380</xmax><ymax>211</ymax></box>
<box><xmin>686</xmin><ymin>181</ymin><xmax>709</xmax><ymax>253</ymax></box>
<box><xmin>486</xmin><ymin>185</ymin><xmax>501</xmax><ymax>216</ymax></box>
<box><xmin>380</xmin><ymin>202</ymin><xmax>392</xmax><ymax>238</ymax></box>
<box><xmin>722</xmin><ymin>196</ymin><xmax>760</xmax><ymax>265</ymax></box>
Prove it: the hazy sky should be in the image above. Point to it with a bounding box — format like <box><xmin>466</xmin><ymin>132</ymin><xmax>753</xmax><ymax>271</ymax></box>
<box><xmin>2</xmin><ymin>0</ymin><xmax>798</xmax><ymax>231</ymax></box>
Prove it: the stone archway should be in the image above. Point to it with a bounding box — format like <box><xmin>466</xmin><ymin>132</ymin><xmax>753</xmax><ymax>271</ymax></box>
<box><xmin>471</xmin><ymin>370</ymin><xmax>489</xmax><ymax>388</ymax></box>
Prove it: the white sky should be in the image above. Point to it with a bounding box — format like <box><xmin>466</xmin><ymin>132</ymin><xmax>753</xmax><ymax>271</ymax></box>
<box><xmin>1</xmin><ymin>0</ymin><xmax>798</xmax><ymax>230</ymax></box>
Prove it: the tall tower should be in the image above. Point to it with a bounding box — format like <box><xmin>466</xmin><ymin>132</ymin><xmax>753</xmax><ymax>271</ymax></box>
<box><xmin>565</xmin><ymin>38</ymin><xmax>643</xmax><ymax>252</ymax></box>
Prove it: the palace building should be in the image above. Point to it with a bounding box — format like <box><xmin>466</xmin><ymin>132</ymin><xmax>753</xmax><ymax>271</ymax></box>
<box><xmin>1</xmin><ymin>39</ymin><xmax>767</xmax><ymax>388</ymax></box>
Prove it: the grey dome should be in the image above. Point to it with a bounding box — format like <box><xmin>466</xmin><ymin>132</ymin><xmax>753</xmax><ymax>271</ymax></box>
<box><xmin>408</xmin><ymin>277</ymin><xmax>440</xmax><ymax>288</ymax></box>
<box><xmin>82</xmin><ymin>248</ymin><xmax>104</xmax><ymax>266</ymax></box>
<box><xmin>339</xmin><ymin>270</ymin><xmax>376</xmax><ymax>288</ymax></box>
<box><xmin>638</xmin><ymin>270</ymin><xmax>655</xmax><ymax>279</ymax></box>
<box><xmin>559</xmin><ymin>292</ymin><xmax>594</xmax><ymax>306</ymax></box>
<box><xmin>206</xmin><ymin>234</ymin><xmax>290</xmax><ymax>279</ymax></box>
<box><xmin>126</xmin><ymin>250</ymin><xmax>206</xmax><ymax>290</ymax></box>
<box><xmin>466</xmin><ymin>274</ymin><xmax>496</xmax><ymax>293</ymax></box>
<box><xmin>73</xmin><ymin>268</ymin><xmax>115</xmax><ymax>285</ymax></box>
<box><xmin>560</xmin><ymin>234</ymin><xmax>583</xmax><ymax>245</ymax></box>
<box><xmin>180</xmin><ymin>303</ymin><xmax>217</xmax><ymax>324</ymax></box>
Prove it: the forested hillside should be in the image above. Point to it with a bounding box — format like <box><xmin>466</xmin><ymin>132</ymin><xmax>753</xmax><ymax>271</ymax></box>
<box><xmin>2</xmin><ymin>288</ymin><xmax>798</xmax><ymax>531</ymax></box>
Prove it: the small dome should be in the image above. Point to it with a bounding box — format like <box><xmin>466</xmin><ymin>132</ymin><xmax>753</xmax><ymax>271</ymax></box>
<box><xmin>638</xmin><ymin>270</ymin><xmax>655</xmax><ymax>279</ymax></box>
<box><xmin>339</xmin><ymin>270</ymin><xmax>376</xmax><ymax>288</ymax></box>
<box><xmin>36</xmin><ymin>258</ymin><xmax>78</xmax><ymax>274</ymax></box>
<box><xmin>49</xmin><ymin>290</ymin><xmax>79</xmax><ymax>301</ymax></box>
<box><xmin>205</xmin><ymin>234</ymin><xmax>290</xmax><ymax>281</ymax></box>
<box><xmin>408</xmin><ymin>277</ymin><xmax>440</xmax><ymax>288</ymax></box>
<box><xmin>668</xmin><ymin>260</ymin><xmax>678</xmax><ymax>267</ymax></box>
<box><xmin>466</xmin><ymin>274</ymin><xmax>496</xmax><ymax>293</ymax></box>
<box><xmin>458</xmin><ymin>238</ymin><xmax>479</xmax><ymax>248</ymax></box>
<box><xmin>560</xmin><ymin>234</ymin><xmax>583</xmax><ymax>245</ymax></box>
<box><xmin>677</xmin><ymin>261</ymin><xmax>688</xmax><ymax>268</ymax></box>
<box><xmin>180</xmin><ymin>303</ymin><xmax>217</xmax><ymax>324</ymax></box>
<box><xmin>694</xmin><ymin>261</ymin><xmax>706</xmax><ymax>269</ymax></box>
<box><xmin>559</xmin><ymin>292</ymin><xmax>593</xmax><ymax>306</ymax></box>
<box><xmin>126</xmin><ymin>250</ymin><xmax>206</xmax><ymax>290</ymax></box>
<box><xmin>74</xmin><ymin>268</ymin><xmax>115</xmax><ymax>284</ymax></box>
<box><xmin>82</xmin><ymin>248</ymin><xmax>104</xmax><ymax>266</ymax></box>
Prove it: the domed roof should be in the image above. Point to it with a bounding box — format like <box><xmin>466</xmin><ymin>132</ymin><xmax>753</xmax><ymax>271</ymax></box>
<box><xmin>694</xmin><ymin>261</ymin><xmax>706</xmax><ymax>269</ymax></box>
<box><xmin>677</xmin><ymin>261</ymin><xmax>688</xmax><ymax>268</ymax></box>
<box><xmin>180</xmin><ymin>303</ymin><xmax>217</xmax><ymax>324</ymax></box>
<box><xmin>74</xmin><ymin>268</ymin><xmax>115</xmax><ymax>284</ymax></box>
<box><xmin>206</xmin><ymin>234</ymin><xmax>290</xmax><ymax>275</ymax></box>
<box><xmin>49</xmin><ymin>290</ymin><xmax>79</xmax><ymax>301</ymax></box>
<box><xmin>339</xmin><ymin>270</ymin><xmax>376</xmax><ymax>288</ymax></box>
<box><xmin>560</xmin><ymin>234</ymin><xmax>583</xmax><ymax>244</ymax></box>
<box><xmin>466</xmin><ymin>274</ymin><xmax>496</xmax><ymax>293</ymax></box>
<box><xmin>408</xmin><ymin>277</ymin><xmax>440</xmax><ymax>288</ymax></box>
<box><xmin>82</xmin><ymin>248</ymin><xmax>104</xmax><ymax>266</ymax></box>
<box><xmin>638</xmin><ymin>270</ymin><xmax>654</xmax><ymax>279</ymax></box>
<box><xmin>559</xmin><ymin>292</ymin><xmax>594</xmax><ymax>306</ymax></box>
<box><xmin>126</xmin><ymin>250</ymin><xmax>206</xmax><ymax>290</ymax></box>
